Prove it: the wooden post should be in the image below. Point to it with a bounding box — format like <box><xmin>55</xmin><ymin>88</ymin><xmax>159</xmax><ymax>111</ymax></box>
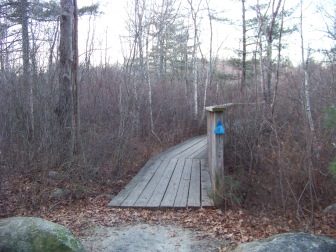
<box><xmin>205</xmin><ymin>104</ymin><xmax>233</xmax><ymax>204</ymax></box>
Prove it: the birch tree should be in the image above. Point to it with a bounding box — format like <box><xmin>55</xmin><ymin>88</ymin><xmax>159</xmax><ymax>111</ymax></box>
<box><xmin>300</xmin><ymin>0</ymin><xmax>316</xmax><ymax>228</ymax></box>
<box><xmin>187</xmin><ymin>0</ymin><xmax>202</xmax><ymax>120</ymax></box>
<box><xmin>300</xmin><ymin>1</ymin><xmax>315</xmax><ymax>146</ymax></box>
<box><xmin>201</xmin><ymin>0</ymin><xmax>214</xmax><ymax>122</ymax></box>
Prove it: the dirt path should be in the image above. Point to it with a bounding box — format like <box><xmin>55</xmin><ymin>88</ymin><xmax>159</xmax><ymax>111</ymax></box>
<box><xmin>79</xmin><ymin>223</ymin><xmax>232</xmax><ymax>252</ymax></box>
<box><xmin>27</xmin><ymin>198</ymin><xmax>334</xmax><ymax>251</ymax></box>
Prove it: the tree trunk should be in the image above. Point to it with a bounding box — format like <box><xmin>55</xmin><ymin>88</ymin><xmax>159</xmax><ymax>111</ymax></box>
<box><xmin>193</xmin><ymin>38</ymin><xmax>198</xmax><ymax>120</ymax></box>
<box><xmin>21</xmin><ymin>0</ymin><xmax>34</xmax><ymax>138</ymax></box>
<box><xmin>265</xmin><ymin>0</ymin><xmax>282</xmax><ymax>104</ymax></box>
<box><xmin>146</xmin><ymin>27</ymin><xmax>154</xmax><ymax>132</ymax></box>
<box><xmin>58</xmin><ymin>0</ymin><xmax>74</xmax><ymax>161</ymax></box>
<box><xmin>241</xmin><ymin>0</ymin><xmax>247</xmax><ymax>92</ymax></box>
<box><xmin>201</xmin><ymin>0</ymin><xmax>213</xmax><ymax>123</ymax></box>
<box><xmin>256</xmin><ymin>1</ymin><xmax>266</xmax><ymax>102</ymax></box>
<box><xmin>300</xmin><ymin>0</ymin><xmax>316</xmax><ymax>230</ymax></box>
<box><xmin>72</xmin><ymin>0</ymin><xmax>80</xmax><ymax>154</ymax></box>
<box><xmin>188</xmin><ymin>0</ymin><xmax>202</xmax><ymax>120</ymax></box>
<box><xmin>271</xmin><ymin>1</ymin><xmax>285</xmax><ymax>116</ymax></box>
<box><xmin>265</xmin><ymin>35</ymin><xmax>273</xmax><ymax>103</ymax></box>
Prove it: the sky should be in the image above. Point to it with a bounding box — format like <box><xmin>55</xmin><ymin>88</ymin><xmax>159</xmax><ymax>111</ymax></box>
<box><xmin>76</xmin><ymin>0</ymin><xmax>334</xmax><ymax>65</ymax></box>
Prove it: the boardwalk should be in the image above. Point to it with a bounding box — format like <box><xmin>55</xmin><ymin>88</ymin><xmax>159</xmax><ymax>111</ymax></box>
<box><xmin>108</xmin><ymin>136</ymin><xmax>214</xmax><ymax>209</ymax></box>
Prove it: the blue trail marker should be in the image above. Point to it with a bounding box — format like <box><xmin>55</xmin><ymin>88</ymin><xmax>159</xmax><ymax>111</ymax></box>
<box><xmin>214</xmin><ymin>120</ymin><xmax>225</xmax><ymax>135</ymax></box>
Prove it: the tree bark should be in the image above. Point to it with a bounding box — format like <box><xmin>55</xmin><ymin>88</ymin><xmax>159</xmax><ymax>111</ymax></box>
<box><xmin>72</xmin><ymin>0</ymin><xmax>80</xmax><ymax>154</ymax></box>
<box><xmin>300</xmin><ymin>0</ymin><xmax>316</xmax><ymax>229</ymax></box>
<box><xmin>188</xmin><ymin>0</ymin><xmax>202</xmax><ymax>120</ymax></box>
<box><xmin>241</xmin><ymin>0</ymin><xmax>246</xmax><ymax>92</ymax></box>
<box><xmin>58</xmin><ymin>0</ymin><xmax>74</xmax><ymax>161</ymax></box>
<box><xmin>21</xmin><ymin>0</ymin><xmax>34</xmax><ymax>138</ymax></box>
<box><xmin>201</xmin><ymin>0</ymin><xmax>213</xmax><ymax>123</ymax></box>
<box><xmin>265</xmin><ymin>0</ymin><xmax>282</xmax><ymax>104</ymax></box>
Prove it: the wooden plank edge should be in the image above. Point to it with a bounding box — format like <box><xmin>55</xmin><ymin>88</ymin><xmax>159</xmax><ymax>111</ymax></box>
<box><xmin>158</xmin><ymin>135</ymin><xmax>206</xmax><ymax>159</ymax></box>
<box><xmin>108</xmin><ymin>157</ymin><xmax>159</xmax><ymax>207</ymax></box>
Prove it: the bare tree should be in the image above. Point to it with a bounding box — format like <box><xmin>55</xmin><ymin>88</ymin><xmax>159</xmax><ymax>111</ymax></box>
<box><xmin>21</xmin><ymin>0</ymin><xmax>34</xmax><ymax>137</ymax></box>
<box><xmin>72</xmin><ymin>0</ymin><xmax>80</xmax><ymax>154</ymax></box>
<box><xmin>299</xmin><ymin>0</ymin><xmax>316</xmax><ymax>230</ymax></box>
<box><xmin>200</xmin><ymin>0</ymin><xmax>214</xmax><ymax>123</ymax></box>
<box><xmin>255</xmin><ymin>0</ymin><xmax>282</xmax><ymax>104</ymax></box>
<box><xmin>58</xmin><ymin>0</ymin><xmax>74</xmax><ymax>161</ymax></box>
<box><xmin>187</xmin><ymin>0</ymin><xmax>203</xmax><ymax>120</ymax></box>
<box><xmin>241</xmin><ymin>0</ymin><xmax>246</xmax><ymax>92</ymax></box>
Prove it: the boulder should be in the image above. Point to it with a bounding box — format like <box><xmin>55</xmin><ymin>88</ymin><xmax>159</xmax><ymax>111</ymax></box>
<box><xmin>50</xmin><ymin>188</ymin><xmax>71</xmax><ymax>199</ymax></box>
<box><xmin>323</xmin><ymin>204</ymin><xmax>336</xmax><ymax>214</ymax></box>
<box><xmin>234</xmin><ymin>232</ymin><xmax>336</xmax><ymax>252</ymax></box>
<box><xmin>0</xmin><ymin>217</ymin><xmax>84</xmax><ymax>252</ymax></box>
<box><xmin>48</xmin><ymin>171</ymin><xmax>64</xmax><ymax>180</ymax></box>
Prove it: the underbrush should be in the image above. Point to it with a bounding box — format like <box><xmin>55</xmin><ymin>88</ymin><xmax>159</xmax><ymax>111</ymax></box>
<box><xmin>0</xmin><ymin>63</ymin><xmax>335</xmax><ymax>237</ymax></box>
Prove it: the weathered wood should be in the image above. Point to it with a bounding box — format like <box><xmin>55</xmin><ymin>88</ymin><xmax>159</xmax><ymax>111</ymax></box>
<box><xmin>174</xmin><ymin>138</ymin><xmax>207</xmax><ymax>159</ymax></box>
<box><xmin>194</xmin><ymin>148</ymin><xmax>207</xmax><ymax>159</ymax></box>
<box><xmin>134</xmin><ymin>158</ymin><xmax>171</xmax><ymax>207</ymax></box>
<box><xmin>147</xmin><ymin>158</ymin><xmax>178</xmax><ymax>207</ymax></box>
<box><xmin>206</xmin><ymin>107</ymin><xmax>225</xmax><ymax>201</ymax></box>
<box><xmin>174</xmin><ymin>159</ymin><xmax>193</xmax><ymax>208</ymax></box>
<box><xmin>187</xmin><ymin>159</ymin><xmax>201</xmax><ymax>207</ymax></box>
<box><xmin>120</xmin><ymin>158</ymin><xmax>164</xmax><ymax>207</ymax></box>
<box><xmin>205</xmin><ymin>103</ymin><xmax>234</xmax><ymax>112</ymax></box>
<box><xmin>108</xmin><ymin>158</ymin><xmax>161</xmax><ymax>207</ymax></box>
<box><xmin>160</xmin><ymin>158</ymin><xmax>186</xmax><ymax>207</ymax></box>
<box><xmin>108</xmin><ymin>136</ymin><xmax>214</xmax><ymax>209</ymax></box>
<box><xmin>187</xmin><ymin>144</ymin><xmax>207</xmax><ymax>159</ymax></box>
<box><xmin>159</xmin><ymin>136</ymin><xmax>205</xmax><ymax>157</ymax></box>
<box><xmin>160</xmin><ymin>136</ymin><xmax>205</xmax><ymax>159</ymax></box>
<box><xmin>201</xmin><ymin>159</ymin><xmax>214</xmax><ymax>207</ymax></box>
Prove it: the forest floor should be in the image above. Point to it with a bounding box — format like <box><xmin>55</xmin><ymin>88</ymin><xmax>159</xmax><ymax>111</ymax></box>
<box><xmin>1</xmin><ymin>172</ymin><xmax>336</xmax><ymax>251</ymax></box>
<box><xmin>32</xmin><ymin>197</ymin><xmax>336</xmax><ymax>251</ymax></box>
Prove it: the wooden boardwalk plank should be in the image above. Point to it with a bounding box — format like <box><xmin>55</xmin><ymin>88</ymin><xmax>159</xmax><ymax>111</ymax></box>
<box><xmin>201</xmin><ymin>159</ymin><xmax>214</xmax><ymax>207</ymax></box>
<box><xmin>160</xmin><ymin>158</ymin><xmax>186</xmax><ymax>208</ymax></box>
<box><xmin>108</xmin><ymin>135</ymin><xmax>215</xmax><ymax>209</ymax></box>
<box><xmin>134</xmin><ymin>158</ymin><xmax>171</xmax><ymax>207</ymax></box>
<box><xmin>108</xmin><ymin>158</ymin><xmax>160</xmax><ymax>207</ymax></box>
<box><xmin>174</xmin><ymin>159</ymin><xmax>193</xmax><ymax>208</ymax></box>
<box><xmin>158</xmin><ymin>136</ymin><xmax>205</xmax><ymax>158</ymax></box>
<box><xmin>174</xmin><ymin>138</ymin><xmax>207</xmax><ymax>159</ymax></box>
<box><xmin>147</xmin><ymin>158</ymin><xmax>178</xmax><ymax>207</ymax></box>
<box><xmin>118</xmin><ymin>158</ymin><xmax>163</xmax><ymax>207</ymax></box>
<box><xmin>187</xmin><ymin>159</ymin><xmax>201</xmax><ymax>207</ymax></box>
<box><xmin>160</xmin><ymin>137</ymin><xmax>205</xmax><ymax>159</ymax></box>
<box><xmin>186</xmin><ymin>144</ymin><xmax>207</xmax><ymax>159</ymax></box>
<box><xmin>194</xmin><ymin>148</ymin><xmax>207</xmax><ymax>159</ymax></box>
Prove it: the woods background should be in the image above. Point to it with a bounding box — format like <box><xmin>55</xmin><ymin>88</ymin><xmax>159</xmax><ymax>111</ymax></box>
<box><xmin>0</xmin><ymin>0</ymin><xmax>336</xmax><ymax>231</ymax></box>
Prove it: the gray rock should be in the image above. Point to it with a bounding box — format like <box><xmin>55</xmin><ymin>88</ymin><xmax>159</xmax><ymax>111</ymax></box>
<box><xmin>0</xmin><ymin>217</ymin><xmax>84</xmax><ymax>252</ymax></box>
<box><xmin>50</xmin><ymin>188</ymin><xmax>71</xmax><ymax>199</ymax></box>
<box><xmin>234</xmin><ymin>233</ymin><xmax>336</xmax><ymax>252</ymax></box>
<box><xmin>323</xmin><ymin>204</ymin><xmax>336</xmax><ymax>214</ymax></box>
<box><xmin>48</xmin><ymin>171</ymin><xmax>63</xmax><ymax>180</ymax></box>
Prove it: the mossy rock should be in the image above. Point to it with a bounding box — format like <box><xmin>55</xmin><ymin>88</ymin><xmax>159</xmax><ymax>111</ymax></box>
<box><xmin>234</xmin><ymin>232</ymin><xmax>336</xmax><ymax>252</ymax></box>
<box><xmin>0</xmin><ymin>217</ymin><xmax>84</xmax><ymax>252</ymax></box>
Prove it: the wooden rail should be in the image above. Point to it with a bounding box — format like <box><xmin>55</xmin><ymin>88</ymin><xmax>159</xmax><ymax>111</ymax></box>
<box><xmin>205</xmin><ymin>104</ymin><xmax>233</xmax><ymax>202</ymax></box>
